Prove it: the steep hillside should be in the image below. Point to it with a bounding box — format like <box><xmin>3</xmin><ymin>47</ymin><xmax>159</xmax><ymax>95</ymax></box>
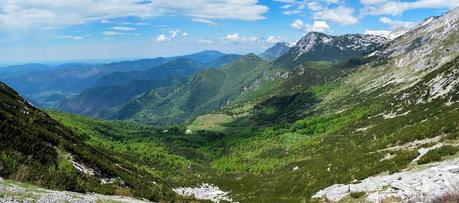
<box><xmin>0</xmin><ymin>81</ymin><xmax>180</xmax><ymax>201</ymax></box>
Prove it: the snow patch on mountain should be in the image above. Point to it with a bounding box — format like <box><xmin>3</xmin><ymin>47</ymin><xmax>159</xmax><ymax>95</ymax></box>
<box><xmin>292</xmin><ymin>32</ymin><xmax>387</xmax><ymax>61</ymax></box>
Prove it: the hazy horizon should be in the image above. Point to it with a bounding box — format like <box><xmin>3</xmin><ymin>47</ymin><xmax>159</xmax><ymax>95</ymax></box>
<box><xmin>1</xmin><ymin>0</ymin><xmax>457</xmax><ymax>64</ymax></box>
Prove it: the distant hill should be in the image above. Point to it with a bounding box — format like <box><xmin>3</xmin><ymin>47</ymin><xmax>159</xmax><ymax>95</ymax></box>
<box><xmin>0</xmin><ymin>50</ymin><xmax>231</xmax><ymax>108</ymax></box>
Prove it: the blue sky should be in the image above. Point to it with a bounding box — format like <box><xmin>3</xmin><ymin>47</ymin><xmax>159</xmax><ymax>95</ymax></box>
<box><xmin>0</xmin><ymin>0</ymin><xmax>458</xmax><ymax>64</ymax></box>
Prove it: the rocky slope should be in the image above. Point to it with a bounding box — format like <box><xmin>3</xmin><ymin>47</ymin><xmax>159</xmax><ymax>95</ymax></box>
<box><xmin>308</xmin><ymin>6</ymin><xmax>459</xmax><ymax>203</ymax></box>
<box><xmin>313</xmin><ymin>154</ymin><xmax>459</xmax><ymax>202</ymax></box>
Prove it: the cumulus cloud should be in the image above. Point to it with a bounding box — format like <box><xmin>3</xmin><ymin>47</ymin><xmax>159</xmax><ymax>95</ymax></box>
<box><xmin>291</xmin><ymin>19</ymin><xmax>330</xmax><ymax>32</ymax></box>
<box><xmin>0</xmin><ymin>0</ymin><xmax>268</xmax><ymax>30</ymax></box>
<box><xmin>225</xmin><ymin>33</ymin><xmax>241</xmax><ymax>41</ymax></box>
<box><xmin>362</xmin><ymin>0</ymin><xmax>459</xmax><ymax>16</ymax></box>
<box><xmin>111</xmin><ymin>26</ymin><xmax>137</xmax><ymax>31</ymax></box>
<box><xmin>155</xmin><ymin>29</ymin><xmax>187</xmax><ymax>43</ymax></box>
<box><xmin>314</xmin><ymin>6</ymin><xmax>358</xmax><ymax>25</ymax></box>
<box><xmin>155</xmin><ymin>34</ymin><xmax>169</xmax><ymax>42</ymax></box>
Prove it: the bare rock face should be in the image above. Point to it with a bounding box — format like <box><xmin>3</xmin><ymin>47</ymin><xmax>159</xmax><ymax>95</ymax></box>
<box><xmin>313</xmin><ymin>157</ymin><xmax>459</xmax><ymax>202</ymax></box>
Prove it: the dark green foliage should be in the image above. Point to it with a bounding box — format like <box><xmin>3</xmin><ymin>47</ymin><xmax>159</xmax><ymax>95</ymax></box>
<box><xmin>350</xmin><ymin>191</ymin><xmax>366</xmax><ymax>199</ymax></box>
<box><xmin>252</xmin><ymin>92</ymin><xmax>318</xmax><ymax>125</ymax></box>
<box><xmin>417</xmin><ymin>145</ymin><xmax>459</xmax><ymax>165</ymax></box>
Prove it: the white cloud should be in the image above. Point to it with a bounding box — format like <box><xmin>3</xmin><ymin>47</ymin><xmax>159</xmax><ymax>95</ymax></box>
<box><xmin>155</xmin><ymin>29</ymin><xmax>187</xmax><ymax>42</ymax></box>
<box><xmin>379</xmin><ymin>17</ymin><xmax>416</xmax><ymax>28</ymax></box>
<box><xmin>274</xmin><ymin>0</ymin><xmax>297</xmax><ymax>3</ymax></box>
<box><xmin>155</xmin><ymin>34</ymin><xmax>169</xmax><ymax>42</ymax></box>
<box><xmin>362</xmin><ymin>0</ymin><xmax>459</xmax><ymax>16</ymax></box>
<box><xmin>224</xmin><ymin>33</ymin><xmax>258</xmax><ymax>42</ymax></box>
<box><xmin>306</xmin><ymin>2</ymin><xmax>324</xmax><ymax>11</ymax></box>
<box><xmin>102</xmin><ymin>31</ymin><xmax>123</xmax><ymax>36</ymax></box>
<box><xmin>360</xmin><ymin>0</ymin><xmax>387</xmax><ymax>5</ymax></box>
<box><xmin>198</xmin><ymin>39</ymin><xmax>214</xmax><ymax>44</ymax></box>
<box><xmin>290</xmin><ymin>19</ymin><xmax>330</xmax><ymax>32</ymax></box>
<box><xmin>111</xmin><ymin>26</ymin><xmax>137</xmax><ymax>31</ymax></box>
<box><xmin>54</xmin><ymin>35</ymin><xmax>85</xmax><ymax>40</ymax></box>
<box><xmin>266</xmin><ymin>36</ymin><xmax>282</xmax><ymax>44</ymax></box>
<box><xmin>314</xmin><ymin>6</ymin><xmax>358</xmax><ymax>25</ymax></box>
<box><xmin>283</xmin><ymin>9</ymin><xmax>302</xmax><ymax>15</ymax></box>
<box><xmin>290</xmin><ymin>19</ymin><xmax>305</xmax><ymax>30</ymax></box>
<box><xmin>192</xmin><ymin>18</ymin><xmax>218</xmax><ymax>26</ymax></box>
<box><xmin>0</xmin><ymin>0</ymin><xmax>268</xmax><ymax>30</ymax></box>
<box><xmin>225</xmin><ymin>33</ymin><xmax>241</xmax><ymax>41</ymax></box>
<box><xmin>308</xmin><ymin>21</ymin><xmax>330</xmax><ymax>32</ymax></box>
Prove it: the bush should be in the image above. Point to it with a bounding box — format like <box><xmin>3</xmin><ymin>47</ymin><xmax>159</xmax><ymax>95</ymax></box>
<box><xmin>350</xmin><ymin>191</ymin><xmax>366</xmax><ymax>199</ymax></box>
<box><xmin>417</xmin><ymin>145</ymin><xmax>459</xmax><ymax>165</ymax></box>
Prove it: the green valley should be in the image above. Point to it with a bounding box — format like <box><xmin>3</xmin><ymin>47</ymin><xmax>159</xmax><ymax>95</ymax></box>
<box><xmin>0</xmin><ymin>5</ymin><xmax>459</xmax><ymax>203</ymax></box>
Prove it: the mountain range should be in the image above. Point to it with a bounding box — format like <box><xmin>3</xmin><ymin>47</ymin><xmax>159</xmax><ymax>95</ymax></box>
<box><xmin>0</xmin><ymin>50</ymin><xmax>233</xmax><ymax>108</ymax></box>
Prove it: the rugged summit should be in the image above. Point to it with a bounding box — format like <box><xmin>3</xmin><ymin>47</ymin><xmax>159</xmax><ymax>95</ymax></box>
<box><xmin>275</xmin><ymin>32</ymin><xmax>387</xmax><ymax>68</ymax></box>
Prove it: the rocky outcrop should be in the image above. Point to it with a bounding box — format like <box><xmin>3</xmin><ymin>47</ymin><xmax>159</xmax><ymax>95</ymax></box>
<box><xmin>173</xmin><ymin>183</ymin><xmax>232</xmax><ymax>202</ymax></box>
<box><xmin>313</xmin><ymin>157</ymin><xmax>459</xmax><ymax>202</ymax></box>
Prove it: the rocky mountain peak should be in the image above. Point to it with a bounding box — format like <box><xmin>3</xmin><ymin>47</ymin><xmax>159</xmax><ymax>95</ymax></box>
<box><xmin>261</xmin><ymin>42</ymin><xmax>292</xmax><ymax>60</ymax></box>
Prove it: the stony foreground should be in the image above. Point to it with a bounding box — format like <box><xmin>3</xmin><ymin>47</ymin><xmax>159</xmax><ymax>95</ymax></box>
<box><xmin>0</xmin><ymin>178</ymin><xmax>150</xmax><ymax>203</ymax></box>
<box><xmin>313</xmin><ymin>157</ymin><xmax>459</xmax><ymax>202</ymax></box>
